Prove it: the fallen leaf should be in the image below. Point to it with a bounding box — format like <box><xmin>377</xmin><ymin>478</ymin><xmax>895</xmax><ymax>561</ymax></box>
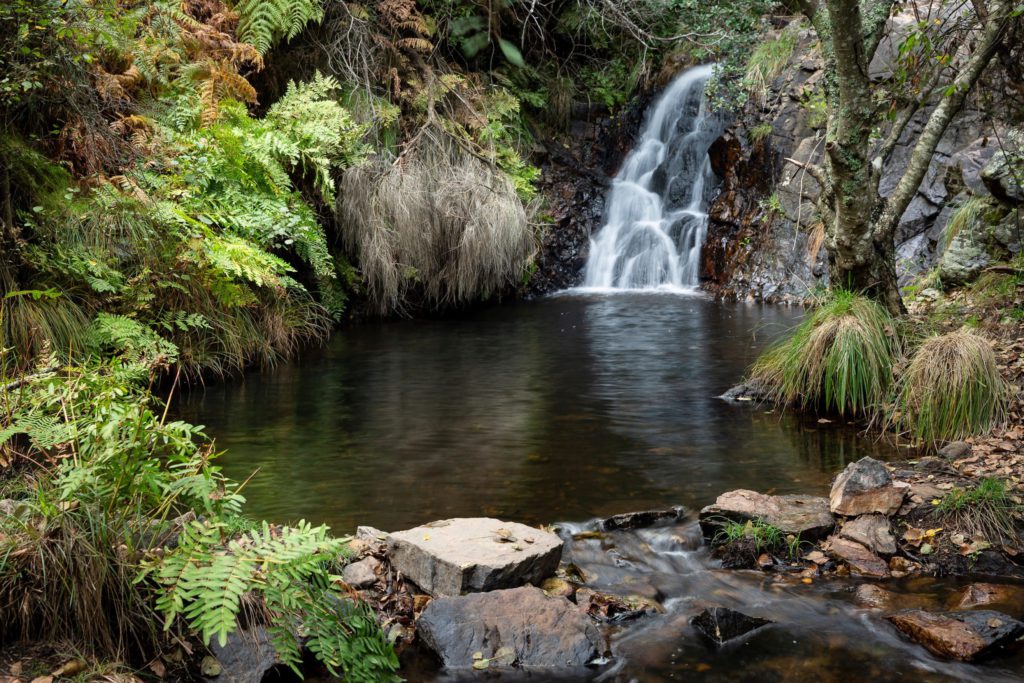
<box><xmin>51</xmin><ymin>661</ymin><xmax>86</xmax><ymax>677</ymax></box>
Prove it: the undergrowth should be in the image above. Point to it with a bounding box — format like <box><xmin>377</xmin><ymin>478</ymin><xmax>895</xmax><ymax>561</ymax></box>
<box><xmin>934</xmin><ymin>478</ymin><xmax>1021</xmax><ymax>548</ymax></box>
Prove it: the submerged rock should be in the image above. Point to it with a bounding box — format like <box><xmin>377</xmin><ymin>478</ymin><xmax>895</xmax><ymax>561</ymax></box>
<box><xmin>699</xmin><ymin>489</ymin><xmax>834</xmax><ymax>542</ymax></box>
<box><xmin>887</xmin><ymin>609</ymin><xmax>1024</xmax><ymax>661</ymax></box>
<box><xmin>691</xmin><ymin>607</ymin><xmax>773</xmax><ymax>647</ymax></box>
<box><xmin>719</xmin><ymin>379</ymin><xmax>771</xmax><ymax>402</ymax></box>
<box><xmin>948</xmin><ymin>583</ymin><xmax>1024</xmax><ymax>617</ymax></box>
<box><xmin>601</xmin><ymin>506</ymin><xmax>684</xmax><ymax>531</ymax></box>
<box><xmin>387</xmin><ymin>517</ymin><xmax>562</xmax><ymax>597</ymax></box>
<box><xmin>838</xmin><ymin>514</ymin><xmax>897</xmax><ymax>555</ymax></box>
<box><xmin>829</xmin><ymin>457</ymin><xmax>905</xmax><ymax>517</ymax></box>
<box><xmin>416</xmin><ymin>586</ymin><xmax>604</xmax><ymax>670</ymax></box>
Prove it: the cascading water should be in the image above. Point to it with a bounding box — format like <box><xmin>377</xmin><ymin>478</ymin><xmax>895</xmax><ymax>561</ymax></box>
<box><xmin>582</xmin><ymin>64</ymin><xmax>726</xmax><ymax>291</ymax></box>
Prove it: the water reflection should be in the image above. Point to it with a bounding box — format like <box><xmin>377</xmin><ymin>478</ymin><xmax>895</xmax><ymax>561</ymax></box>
<box><xmin>180</xmin><ymin>294</ymin><xmax>894</xmax><ymax>532</ymax></box>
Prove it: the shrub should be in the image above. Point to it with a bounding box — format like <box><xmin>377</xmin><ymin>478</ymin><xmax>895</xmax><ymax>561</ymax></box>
<box><xmin>750</xmin><ymin>290</ymin><xmax>899</xmax><ymax>416</ymax></box>
<box><xmin>889</xmin><ymin>330</ymin><xmax>1009</xmax><ymax>444</ymax></box>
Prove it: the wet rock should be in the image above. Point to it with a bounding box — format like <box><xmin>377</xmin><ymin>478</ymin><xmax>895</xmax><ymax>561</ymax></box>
<box><xmin>416</xmin><ymin>586</ymin><xmax>604</xmax><ymax>670</ymax></box>
<box><xmin>699</xmin><ymin>490</ymin><xmax>834</xmax><ymax>542</ymax></box>
<box><xmin>691</xmin><ymin>607</ymin><xmax>772</xmax><ymax>647</ymax></box>
<box><xmin>887</xmin><ymin>609</ymin><xmax>1024</xmax><ymax>661</ymax></box>
<box><xmin>342</xmin><ymin>557</ymin><xmax>379</xmax><ymax>589</ymax></box>
<box><xmin>356</xmin><ymin>525</ymin><xmax>388</xmax><ymax>541</ymax></box>
<box><xmin>387</xmin><ymin>518</ymin><xmax>562</xmax><ymax>597</ymax></box>
<box><xmin>719</xmin><ymin>379</ymin><xmax>771</xmax><ymax>402</ymax></box>
<box><xmin>207</xmin><ymin>626</ymin><xmax>277</xmax><ymax>683</ymax></box>
<box><xmin>575</xmin><ymin>588</ymin><xmax>661</xmax><ymax>623</ymax></box>
<box><xmin>854</xmin><ymin>584</ymin><xmax>897</xmax><ymax>610</ymax></box>
<box><xmin>937</xmin><ymin>441</ymin><xmax>971</xmax><ymax>460</ymax></box>
<box><xmin>824</xmin><ymin>537</ymin><xmax>890</xmax><ymax>577</ymax></box>
<box><xmin>854</xmin><ymin>583</ymin><xmax>939</xmax><ymax>611</ymax></box>
<box><xmin>829</xmin><ymin>457</ymin><xmax>905</xmax><ymax>517</ymax></box>
<box><xmin>838</xmin><ymin>514</ymin><xmax>896</xmax><ymax>555</ymax></box>
<box><xmin>601</xmin><ymin>506</ymin><xmax>684</xmax><ymax>531</ymax></box>
<box><xmin>948</xmin><ymin>583</ymin><xmax>1024</xmax><ymax>617</ymax></box>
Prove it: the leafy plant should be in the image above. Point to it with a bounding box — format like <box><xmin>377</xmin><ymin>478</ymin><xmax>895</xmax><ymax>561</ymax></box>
<box><xmin>235</xmin><ymin>0</ymin><xmax>326</xmax><ymax>55</ymax></box>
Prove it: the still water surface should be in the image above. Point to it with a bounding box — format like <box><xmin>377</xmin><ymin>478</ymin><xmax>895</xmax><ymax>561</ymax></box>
<box><xmin>182</xmin><ymin>292</ymin><xmax>893</xmax><ymax>531</ymax></box>
<box><xmin>181</xmin><ymin>293</ymin><xmax>1024</xmax><ymax>681</ymax></box>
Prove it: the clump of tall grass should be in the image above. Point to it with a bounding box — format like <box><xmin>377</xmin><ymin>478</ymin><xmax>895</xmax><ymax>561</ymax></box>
<box><xmin>337</xmin><ymin>124</ymin><xmax>536</xmax><ymax>314</ymax></box>
<box><xmin>749</xmin><ymin>290</ymin><xmax>898</xmax><ymax>416</ymax></box>
<box><xmin>744</xmin><ymin>30</ymin><xmax>797</xmax><ymax>105</ymax></box>
<box><xmin>940</xmin><ymin>195</ymin><xmax>989</xmax><ymax>252</ymax></box>
<box><xmin>888</xmin><ymin>330</ymin><xmax>1009</xmax><ymax>444</ymax></box>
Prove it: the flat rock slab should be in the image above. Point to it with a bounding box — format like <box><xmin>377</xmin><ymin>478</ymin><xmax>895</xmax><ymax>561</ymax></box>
<box><xmin>698</xmin><ymin>489</ymin><xmax>834</xmax><ymax>542</ymax></box>
<box><xmin>416</xmin><ymin>586</ymin><xmax>604</xmax><ymax>670</ymax></box>
<box><xmin>387</xmin><ymin>518</ymin><xmax>562</xmax><ymax>596</ymax></box>
<box><xmin>830</xmin><ymin>457</ymin><xmax>905</xmax><ymax>517</ymax></box>
<box><xmin>887</xmin><ymin>609</ymin><xmax>1024</xmax><ymax>661</ymax></box>
<box><xmin>824</xmin><ymin>536</ymin><xmax>890</xmax><ymax>577</ymax></box>
<box><xmin>691</xmin><ymin>607</ymin><xmax>772</xmax><ymax>646</ymax></box>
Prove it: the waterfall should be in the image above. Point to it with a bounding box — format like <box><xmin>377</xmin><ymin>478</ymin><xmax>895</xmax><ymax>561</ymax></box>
<box><xmin>582</xmin><ymin>64</ymin><xmax>725</xmax><ymax>291</ymax></box>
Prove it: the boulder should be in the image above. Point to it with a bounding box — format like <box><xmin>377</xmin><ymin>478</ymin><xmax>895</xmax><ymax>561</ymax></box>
<box><xmin>719</xmin><ymin>379</ymin><xmax>771</xmax><ymax>403</ymax></box>
<box><xmin>981</xmin><ymin>128</ymin><xmax>1024</xmax><ymax>205</ymax></box>
<box><xmin>416</xmin><ymin>586</ymin><xmax>604</xmax><ymax>670</ymax></box>
<box><xmin>938</xmin><ymin>441</ymin><xmax>971</xmax><ymax>460</ymax></box>
<box><xmin>691</xmin><ymin>607</ymin><xmax>773</xmax><ymax>647</ymax></box>
<box><xmin>887</xmin><ymin>609</ymin><xmax>1024</xmax><ymax>661</ymax></box>
<box><xmin>699</xmin><ymin>490</ymin><xmax>834</xmax><ymax>542</ymax></box>
<box><xmin>601</xmin><ymin>506</ymin><xmax>684</xmax><ymax>531</ymax></box>
<box><xmin>824</xmin><ymin>537</ymin><xmax>890</xmax><ymax>577</ymax></box>
<box><xmin>387</xmin><ymin>518</ymin><xmax>562</xmax><ymax>597</ymax></box>
<box><xmin>207</xmin><ymin>626</ymin><xmax>277</xmax><ymax>683</ymax></box>
<box><xmin>342</xmin><ymin>557</ymin><xmax>379</xmax><ymax>589</ymax></box>
<box><xmin>829</xmin><ymin>457</ymin><xmax>905</xmax><ymax>516</ymax></box>
<box><xmin>838</xmin><ymin>514</ymin><xmax>896</xmax><ymax>555</ymax></box>
<box><xmin>948</xmin><ymin>583</ymin><xmax>1024</xmax><ymax>617</ymax></box>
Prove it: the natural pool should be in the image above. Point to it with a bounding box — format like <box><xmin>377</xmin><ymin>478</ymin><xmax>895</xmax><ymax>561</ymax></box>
<box><xmin>180</xmin><ymin>292</ymin><xmax>1024</xmax><ymax>681</ymax></box>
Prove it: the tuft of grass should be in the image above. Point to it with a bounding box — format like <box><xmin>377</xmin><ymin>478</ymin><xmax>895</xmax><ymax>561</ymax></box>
<box><xmin>941</xmin><ymin>195</ymin><xmax>989</xmax><ymax>252</ymax></box>
<box><xmin>714</xmin><ymin>518</ymin><xmax>784</xmax><ymax>553</ymax></box>
<box><xmin>750</xmin><ymin>290</ymin><xmax>899</xmax><ymax>416</ymax></box>
<box><xmin>935</xmin><ymin>478</ymin><xmax>1020</xmax><ymax>548</ymax></box>
<box><xmin>744</xmin><ymin>31</ymin><xmax>797</xmax><ymax>105</ymax></box>
<box><xmin>889</xmin><ymin>330</ymin><xmax>1009</xmax><ymax>445</ymax></box>
<box><xmin>748</xmin><ymin>122</ymin><xmax>773</xmax><ymax>143</ymax></box>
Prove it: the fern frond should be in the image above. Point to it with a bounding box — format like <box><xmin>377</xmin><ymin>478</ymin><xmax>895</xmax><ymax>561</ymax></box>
<box><xmin>235</xmin><ymin>0</ymin><xmax>325</xmax><ymax>55</ymax></box>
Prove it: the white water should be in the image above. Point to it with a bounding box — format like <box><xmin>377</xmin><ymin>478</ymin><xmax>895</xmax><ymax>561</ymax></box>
<box><xmin>582</xmin><ymin>64</ymin><xmax>725</xmax><ymax>291</ymax></box>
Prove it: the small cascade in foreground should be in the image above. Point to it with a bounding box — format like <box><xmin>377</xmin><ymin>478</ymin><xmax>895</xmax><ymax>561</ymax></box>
<box><xmin>582</xmin><ymin>64</ymin><xmax>726</xmax><ymax>291</ymax></box>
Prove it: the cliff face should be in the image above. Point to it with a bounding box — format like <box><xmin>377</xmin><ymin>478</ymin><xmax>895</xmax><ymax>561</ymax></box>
<box><xmin>702</xmin><ymin>16</ymin><xmax>1022</xmax><ymax>302</ymax></box>
<box><xmin>525</xmin><ymin>97</ymin><xmax>652</xmax><ymax>295</ymax></box>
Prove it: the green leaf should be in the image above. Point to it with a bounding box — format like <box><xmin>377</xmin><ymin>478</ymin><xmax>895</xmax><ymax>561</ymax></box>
<box><xmin>498</xmin><ymin>38</ymin><xmax>524</xmax><ymax>68</ymax></box>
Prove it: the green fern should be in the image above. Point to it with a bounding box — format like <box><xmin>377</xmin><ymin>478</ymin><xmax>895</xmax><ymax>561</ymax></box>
<box><xmin>234</xmin><ymin>0</ymin><xmax>326</xmax><ymax>55</ymax></box>
<box><xmin>145</xmin><ymin>518</ymin><xmax>397</xmax><ymax>678</ymax></box>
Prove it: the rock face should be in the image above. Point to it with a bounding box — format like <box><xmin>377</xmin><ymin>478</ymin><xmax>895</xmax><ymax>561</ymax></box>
<box><xmin>824</xmin><ymin>537</ymin><xmax>890</xmax><ymax>577</ymax></box>
<box><xmin>700</xmin><ymin>16</ymin><xmax>1019</xmax><ymax>301</ymax></box>
<box><xmin>691</xmin><ymin>607</ymin><xmax>772</xmax><ymax>646</ymax></box>
<box><xmin>829</xmin><ymin>457</ymin><xmax>905</xmax><ymax>517</ymax></box>
<box><xmin>416</xmin><ymin>586</ymin><xmax>604</xmax><ymax>670</ymax></box>
<box><xmin>838</xmin><ymin>514</ymin><xmax>896</xmax><ymax>555</ymax></box>
<box><xmin>387</xmin><ymin>518</ymin><xmax>562</xmax><ymax>597</ymax></box>
<box><xmin>887</xmin><ymin>609</ymin><xmax>1024</xmax><ymax>661</ymax></box>
<box><xmin>699</xmin><ymin>489</ymin><xmax>834</xmax><ymax>542</ymax></box>
<box><xmin>981</xmin><ymin>128</ymin><xmax>1024</xmax><ymax>205</ymax></box>
<box><xmin>207</xmin><ymin>627</ymin><xmax>278</xmax><ymax>683</ymax></box>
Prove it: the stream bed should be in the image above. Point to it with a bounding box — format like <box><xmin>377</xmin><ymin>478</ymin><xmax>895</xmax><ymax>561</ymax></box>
<box><xmin>180</xmin><ymin>293</ymin><xmax>1024</xmax><ymax>681</ymax></box>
